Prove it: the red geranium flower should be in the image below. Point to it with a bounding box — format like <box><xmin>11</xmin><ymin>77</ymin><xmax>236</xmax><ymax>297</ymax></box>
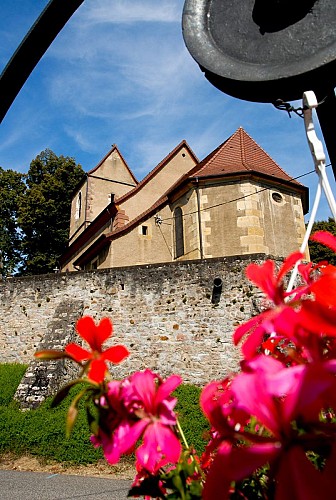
<box><xmin>65</xmin><ymin>316</ymin><xmax>129</xmax><ymax>383</ymax></box>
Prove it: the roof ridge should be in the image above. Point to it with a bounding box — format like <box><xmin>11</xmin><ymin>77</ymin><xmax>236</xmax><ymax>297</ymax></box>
<box><xmin>240</xmin><ymin>128</ymin><xmax>297</xmax><ymax>179</ymax></box>
<box><xmin>88</xmin><ymin>144</ymin><xmax>138</xmax><ymax>184</ymax></box>
<box><xmin>239</xmin><ymin>127</ymin><xmax>249</xmax><ymax>170</ymax></box>
<box><xmin>114</xmin><ymin>140</ymin><xmax>199</xmax><ymax>204</ymax></box>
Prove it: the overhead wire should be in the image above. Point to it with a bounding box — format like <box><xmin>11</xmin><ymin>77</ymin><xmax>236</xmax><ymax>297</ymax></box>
<box><xmin>157</xmin><ymin>164</ymin><xmax>331</xmax><ymax>223</ymax></box>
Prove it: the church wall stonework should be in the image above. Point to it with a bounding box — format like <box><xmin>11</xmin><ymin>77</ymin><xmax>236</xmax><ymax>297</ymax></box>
<box><xmin>0</xmin><ymin>255</ymin><xmax>276</xmax><ymax>404</ymax></box>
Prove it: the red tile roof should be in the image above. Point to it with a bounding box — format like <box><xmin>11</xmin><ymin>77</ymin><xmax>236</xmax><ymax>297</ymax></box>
<box><xmin>64</xmin><ymin>128</ymin><xmax>309</xmax><ymax>267</ymax></box>
<box><xmin>190</xmin><ymin>127</ymin><xmax>302</xmax><ymax>186</ymax></box>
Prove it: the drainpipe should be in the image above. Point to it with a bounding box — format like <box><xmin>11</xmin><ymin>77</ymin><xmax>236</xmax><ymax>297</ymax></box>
<box><xmin>195</xmin><ymin>177</ymin><xmax>204</xmax><ymax>260</ymax></box>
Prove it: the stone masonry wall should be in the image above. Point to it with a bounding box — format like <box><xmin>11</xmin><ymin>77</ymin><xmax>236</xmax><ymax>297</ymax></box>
<box><xmin>0</xmin><ymin>255</ymin><xmax>272</xmax><ymax>406</ymax></box>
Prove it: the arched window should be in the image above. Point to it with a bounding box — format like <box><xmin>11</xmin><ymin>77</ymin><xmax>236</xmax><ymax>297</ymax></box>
<box><xmin>75</xmin><ymin>192</ymin><xmax>82</xmax><ymax>220</ymax></box>
<box><xmin>174</xmin><ymin>207</ymin><xmax>184</xmax><ymax>258</ymax></box>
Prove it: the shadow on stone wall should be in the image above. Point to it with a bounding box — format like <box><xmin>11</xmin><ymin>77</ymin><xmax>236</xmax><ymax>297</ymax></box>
<box><xmin>15</xmin><ymin>300</ymin><xmax>84</xmax><ymax>409</ymax></box>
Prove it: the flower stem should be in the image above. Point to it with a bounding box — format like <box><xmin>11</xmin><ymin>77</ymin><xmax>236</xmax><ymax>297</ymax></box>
<box><xmin>176</xmin><ymin>418</ymin><xmax>205</xmax><ymax>482</ymax></box>
<box><xmin>176</xmin><ymin>418</ymin><xmax>189</xmax><ymax>449</ymax></box>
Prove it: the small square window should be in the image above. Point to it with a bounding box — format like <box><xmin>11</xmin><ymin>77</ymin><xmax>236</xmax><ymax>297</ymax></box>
<box><xmin>142</xmin><ymin>225</ymin><xmax>148</xmax><ymax>235</ymax></box>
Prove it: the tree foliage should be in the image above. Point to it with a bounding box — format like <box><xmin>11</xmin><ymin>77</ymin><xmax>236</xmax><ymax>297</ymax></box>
<box><xmin>309</xmin><ymin>218</ymin><xmax>336</xmax><ymax>265</ymax></box>
<box><xmin>17</xmin><ymin>149</ymin><xmax>84</xmax><ymax>275</ymax></box>
<box><xmin>0</xmin><ymin>167</ymin><xmax>26</xmax><ymax>276</ymax></box>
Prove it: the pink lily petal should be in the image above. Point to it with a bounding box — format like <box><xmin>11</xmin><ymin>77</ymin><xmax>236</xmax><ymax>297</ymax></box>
<box><xmin>200</xmin><ymin>380</ymin><xmax>229</xmax><ymax>430</ymax></box>
<box><xmin>276</xmin><ymin>446</ymin><xmax>334</xmax><ymax>500</ymax></box>
<box><xmin>65</xmin><ymin>343</ymin><xmax>91</xmax><ymax>362</ymax></box>
<box><xmin>200</xmin><ymin>379</ymin><xmax>250</xmax><ymax>436</ymax></box>
<box><xmin>240</xmin><ymin>323</ymin><xmax>267</xmax><ymax>359</ymax></box>
<box><xmin>155</xmin><ymin>374</ymin><xmax>182</xmax><ymax>405</ymax></box>
<box><xmin>310</xmin><ymin>269</ymin><xmax>336</xmax><ymax>309</ymax></box>
<box><xmin>233</xmin><ymin>314</ymin><xmax>265</xmax><ymax>345</ymax></box>
<box><xmin>231</xmin><ymin>359</ymin><xmax>284</xmax><ymax>436</ymax></box>
<box><xmin>310</xmin><ymin>230</ymin><xmax>336</xmax><ymax>253</ymax></box>
<box><xmin>102</xmin><ymin>345</ymin><xmax>130</xmax><ymax>364</ymax></box>
<box><xmin>203</xmin><ymin>441</ymin><xmax>280</xmax><ymax>500</ymax></box>
<box><xmin>123</xmin><ymin>419</ymin><xmax>148</xmax><ymax>450</ymax></box>
<box><xmin>246</xmin><ymin>260</ymin><xmax>276</xmax><ymax>300</ymax></box>
<box><xmin>91</xmin><ymin>432</ymin><xmax>122</xmax><ymax>465</ymax></box>
<box><xmin>299</xmin><ymin>301</ymin><xmax>336</xmax><ymax>336</ymax></box>
<box><xmin>136</xmin><ymin>421</ymin><xmax>181</xmax><ymax>473</ymax></box>
<box><xmin>130</xmin><ymin>370</ymin><xmax>156</xmax><ymax>414</ymax></box>
<box><xmin>95</xmin><ymin>419</ymin><xmax>144</xmax><ymax>465</ymax></box>
<box><xmin>282</xmin><ymin>363</ymin><xmax>336</xmax><ymax>423</ymax></box>
<box><xmin>277</xmin><ymin>251</ymin><xmax>303</xmax><ymax>282</ymax></box>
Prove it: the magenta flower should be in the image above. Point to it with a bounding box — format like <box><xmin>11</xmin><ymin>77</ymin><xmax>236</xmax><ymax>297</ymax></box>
<box><xmin>311</xmin><ymin>230</ymin><xmax>336</xmax><ymax>252</ymax></box>
<box><xmin>91</xmin><ymin>370</ymin><xmax>182</xmax><ymax>473</ymax></box>
<box><xmin>201</xmin><ymin>356</ymin><xmax>336</xmax><ymax>498</ymax></box>
<box><xmin>90</xmin><ymin>380</ymin><xmax>138</xmax><ymax>464</ymax></box>
<box><xmin>233</xmin><ymin>252</ymin><xmax>308</xmax><ymax>359</ymax></box>
<box><xmin>245</xmin><ymin>251</ymin><xmax>303</xmax><ymax>305</ymax></box>
<box><xmin>123</xmin><ymin>369</ymin><xmax>182</xmax><ymax>473</ymax></box>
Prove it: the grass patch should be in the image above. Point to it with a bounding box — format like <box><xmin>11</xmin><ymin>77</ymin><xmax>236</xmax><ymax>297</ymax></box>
<box><xmin>174</xmin><ymin>384</ymin><xmax>210</xmax><ymax>455</ymax></box>
<box><xmin>0</xmin><ymin>364</ymin><xmax>209</xmax><ymax>465</ymax></box>
<box><xmin>0</xmin><ymin>363</ymin><xmax>28</xmax><ymax>406</ymax></box>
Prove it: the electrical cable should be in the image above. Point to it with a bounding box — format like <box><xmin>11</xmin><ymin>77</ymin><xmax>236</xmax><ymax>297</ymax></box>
<box><xmin>158</xmin><ymin>164</ymin><xmax>327</xmax><ymax>223</ymax></box>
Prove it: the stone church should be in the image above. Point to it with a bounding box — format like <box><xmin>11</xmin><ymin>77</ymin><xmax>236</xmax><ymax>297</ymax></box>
<box><xmin>60</xmin><ymin>127</ymin><xmax>309</xmax><ymax>272</ymax></box>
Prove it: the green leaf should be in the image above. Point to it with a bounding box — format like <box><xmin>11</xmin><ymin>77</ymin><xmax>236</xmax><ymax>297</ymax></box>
<box><xmin>66</xmin><ymin>388</ymin><xmax>88</xmax><ymax>438</ymax></box>
<box><xmin>51</xmin><ymin>379</ymin><xmax>92</xmax><ymax>408</ymax></box>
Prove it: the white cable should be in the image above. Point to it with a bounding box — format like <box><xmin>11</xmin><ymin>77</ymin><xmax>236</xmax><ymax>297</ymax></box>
<box><xmin>286</xmin><ymin>91</ymin><xmax>336</xmax><ymax>293</ymax></box>
<box><xmin>286</xmin><ymin>178</ymin><xmax>322</xmax><ymax>293</ymax></box>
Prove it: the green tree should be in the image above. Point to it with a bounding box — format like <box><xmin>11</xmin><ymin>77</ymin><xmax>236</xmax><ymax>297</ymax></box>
<box><xmin>18</xmin><ymin>149</ymin><xmax>84</xmax><ymax>275</ymax></box>
<box><xmin>0</xmin><ymin>167</ymin><xmax>26</xmax><ymax>276</ymax></box>
<box><xmin>308</xmin><ymin>217</ymin><xmax>336</xmax><ymax>265</ymax></box>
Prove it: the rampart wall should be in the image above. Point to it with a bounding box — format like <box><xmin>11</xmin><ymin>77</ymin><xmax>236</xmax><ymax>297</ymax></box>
<box><xmin>0</xmin><ymin>255</ymin><xmax>271</xmax><ymax>406</ymax></box>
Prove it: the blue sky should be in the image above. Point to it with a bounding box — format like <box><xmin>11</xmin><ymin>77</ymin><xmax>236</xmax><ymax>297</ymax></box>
<box><xmin>1</xmin><ymin>0</ymin><xmax>335</xmax><ymax>222</ymax></box>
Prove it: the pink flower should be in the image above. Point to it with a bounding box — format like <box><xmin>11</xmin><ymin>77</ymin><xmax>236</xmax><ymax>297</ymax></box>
<box><xmin>311</xmin><ymin>230</ymin><xmax>336</xmax><ymax>252</ymax></box>
<box><xmin>203</xmin><ymin>441</ymin><xmax>280</xmax><ymax>500</ymax></box>
<box><xmin>90</xmin><ymin>380</ymin><xmax>138</xmax><ymax>464</ymax></box>
<box><xmin>91</xmin><ymin>370</ymin><xmax>182</xmax><ymax>473</ymax></box>
<box><xmin>308</xmin><ymin>231</ymin><xmax>336</xmax><ymax>309</ymax></box>
<box><xmin>65</xmin><ymin>316</ymin><xmax>129</xmax><ymax>383</ymax></box>
<box><xmin>123</xmin><ymin>370</ymin><xmax>182</xmax><ymax>473</ymax></box>
<box><xmin>201</xmin><ymin>356</ymin><xmax>336</xmax><ymax>498</ymax></box>
<box><xmin>233</xmin><ymin>252</ymin><xmax>309</xmax><ymax>359</ymax></box>
<box><xmin>245</xmin><ymin>251</ymin><xmax>303</xmax><ymax>305</ymax></box>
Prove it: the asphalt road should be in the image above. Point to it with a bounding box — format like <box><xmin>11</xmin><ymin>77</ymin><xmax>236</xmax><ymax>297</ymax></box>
<box><xmin>0</xmin><ymin>470</ymin><xmax>131</xmax><ymax>499</ymax></box>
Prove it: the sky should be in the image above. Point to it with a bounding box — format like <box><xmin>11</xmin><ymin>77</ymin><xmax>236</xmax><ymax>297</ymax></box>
<box><xmin>0</xmin><ymin>0</ymin><xmax>335</xmax><ymax>223</ymax></box>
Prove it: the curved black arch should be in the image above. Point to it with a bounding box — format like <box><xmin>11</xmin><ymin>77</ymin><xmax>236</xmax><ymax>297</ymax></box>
<box><xmin>0</xmin><ymin>0</ymin><xmax>84</xmax><ymax>123</ymax></box>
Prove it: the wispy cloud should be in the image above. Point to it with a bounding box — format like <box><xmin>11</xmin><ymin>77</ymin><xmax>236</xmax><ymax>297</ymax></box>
<box><xmin>1</xmin><ymin>0</ymin><xmax>332</xmax><ymax>222</ymax></box>
<box><xmin>81</xmin><ymin>0</ymin><xmax>181</xmax><ymax>25</ymax></box>
<box><xmin>46</xmin><ymin>3</ymin><xmax>201</xmax><ymax>129</ymax></box>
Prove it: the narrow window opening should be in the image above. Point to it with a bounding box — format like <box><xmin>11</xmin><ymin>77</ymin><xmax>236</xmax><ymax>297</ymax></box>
<box><xmin>174</xmin><ymin>207</ymin><xmax>184</xmax><ymax>258</ymax></box>
<box><xmin>142</xmin><ymin>225</ymin><xmax>148</xmax><ymax>235</ymax></box>
<box><xmin>91</xmin><ymin>259</ymin><xmax>98</xmax><ymax>270</ymax></box>
<box><xmin>75</xmin><ymin>192</ymin><xmax>82</xmax><ymax>220</ymax></box>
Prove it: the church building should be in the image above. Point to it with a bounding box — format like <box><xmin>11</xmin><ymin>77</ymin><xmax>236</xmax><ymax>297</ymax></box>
<box><xmin>60</xmin><ymin>127</ymin><xmax>309</xmax><ymax>272</ymax></box>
